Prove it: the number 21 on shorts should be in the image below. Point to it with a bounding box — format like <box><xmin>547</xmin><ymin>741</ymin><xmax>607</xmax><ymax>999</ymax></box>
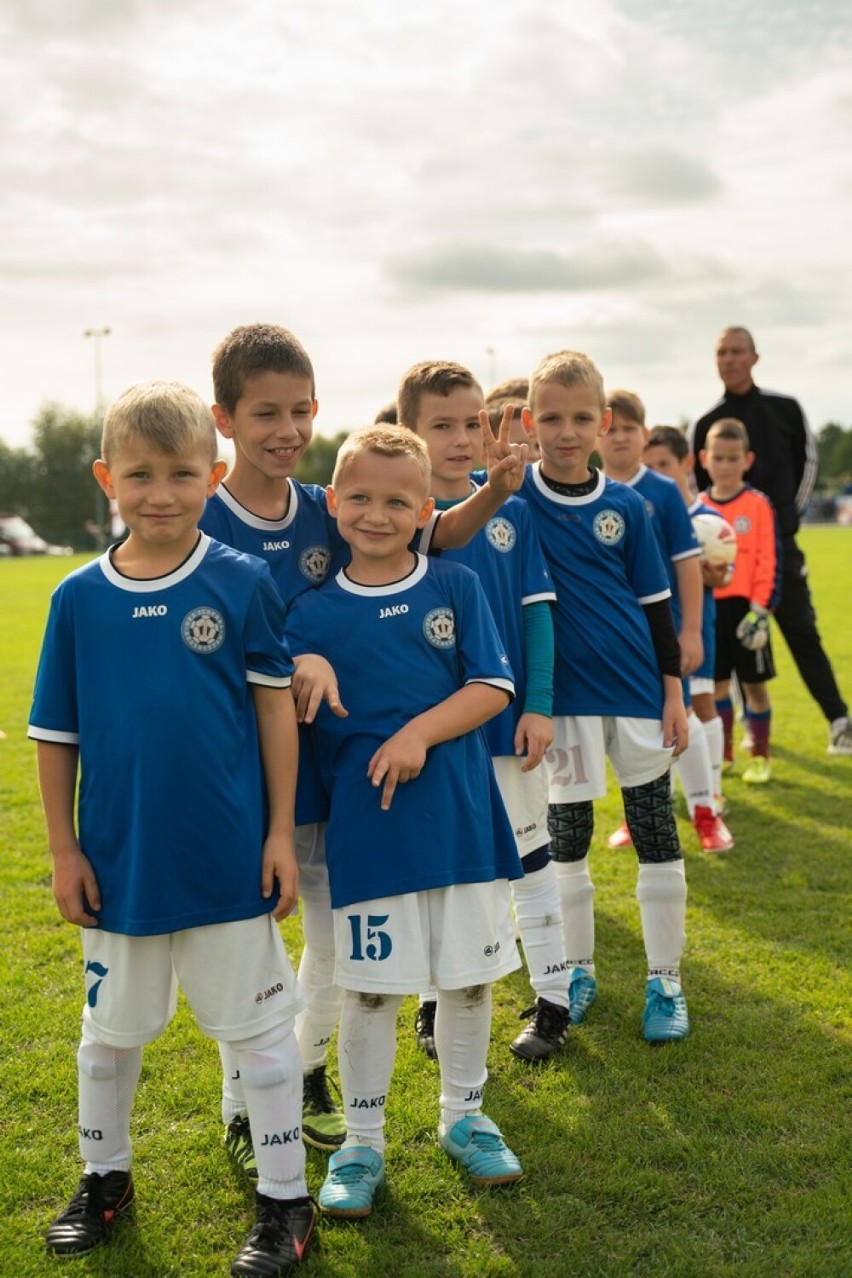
<box><xmin>347</xmin><ymin>913</ymin><xmax>393</xmax><ymax>962</ymax></box>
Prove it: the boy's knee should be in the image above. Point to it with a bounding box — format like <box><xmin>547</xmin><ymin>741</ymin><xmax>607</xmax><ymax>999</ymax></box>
<box><xmin>548</xmin><ymin>801</ymin><xmax>594</xmax><ymax>862</ymax></box>
<box><xmin>461</xmin><ymin>985</ymin><xmax>486</xmax><ymax>1004</ymax></box>
<box><xmin>227</xmin><ymin>1024</ymin><xmax>296</xmax><ymax>1089</ymax></box>
<box><xmin>358</xmin><ymin>993</ymin><xmax>387</xmax><ymax>1011</ymax></box>
<box><xmin>622</xmin><ymin>774</ymin><xmax>682</xmax><ymax>864</ymax></box>
<box><xmin>77</xmin><ymin>1039</ymin><xmax>118</xmax><ymax>1080</ymax></box>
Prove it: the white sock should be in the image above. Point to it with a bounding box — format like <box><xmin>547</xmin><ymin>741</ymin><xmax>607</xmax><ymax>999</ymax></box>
<box><xmin>232</xmin><ymin>1022</ymin><xmax>307</xmax><ymax>1200</ymax></box>
<box><xmin>77</xmin><ymin>1028</ymin><xmax>141</xmax><ymax>1174</ymax></box>
<box><xmin>218</xmin><ymin>1042</ymin><xmax>246</xmax><ymax>1125</ymax></box>
<box><xmin>511</xmin><ymin>861</ymin><xmax>569</xmax><ymax>1008</ymax></box>
<box><xmin>295</xmin><ymin>890</ymin><xmax>345</xmax><ymax>1072</ymax></box>
<box><xmin>703</xmin><ymin>715</ymin><xmax>725</xmax><ymax>800</ymax></box>
<box><xmin>337</xmin><ymin>992</ymin><xmax>404</xmax><ymax>1154</ymax></box>
<box><xmin>673</xmin><ymin>714</ymin><xmax>714</xmax><ymax>817</ymax></box>
<box><xmin>553</xmin><ymin>857</ymin><xmax>595</xmax><ymax>968</ymax></box>
<box><xmin>435</xmin><ymin>985</ymin><xmax>491</xmax><ymax>1134</ymax></box>
<box><xmin>636</xmin><ymin>861</ymin><xmax>687</xmax><ymax>978</ymax></box>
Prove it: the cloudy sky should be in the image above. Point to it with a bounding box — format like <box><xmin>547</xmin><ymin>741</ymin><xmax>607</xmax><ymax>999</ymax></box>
<box><xmin>3</xmin><ymin>0</ymin><xmax>851</xmax><ymax>450</ymax></box>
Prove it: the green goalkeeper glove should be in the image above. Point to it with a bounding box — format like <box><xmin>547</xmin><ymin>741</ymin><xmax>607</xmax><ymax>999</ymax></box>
<box><xmin>736</xmin><ymin>606</ymin><xmax>770</xmax><ymax>651</ymax></box>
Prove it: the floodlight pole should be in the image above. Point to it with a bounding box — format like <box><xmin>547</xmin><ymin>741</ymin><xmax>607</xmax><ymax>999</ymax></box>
<box><xmin>83</xmin><ymin>327</ymin><xmax>112</xmax><ymax>543</ymax></box>
<box><xmin>84</xmin><ymin>326</ymin><xmax>111</xmax><ymax>412</ymax></box>
<box><xmin>485</xmin><ymin>345</ymin><xmax>497</xmax><ymax>388</ymax></box>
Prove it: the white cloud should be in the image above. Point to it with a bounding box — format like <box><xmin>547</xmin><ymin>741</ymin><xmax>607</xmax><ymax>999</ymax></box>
<box><xmin>1</xmin><ymin>0</ymin><xmax>851</xmax><ymax>450</ymax></box>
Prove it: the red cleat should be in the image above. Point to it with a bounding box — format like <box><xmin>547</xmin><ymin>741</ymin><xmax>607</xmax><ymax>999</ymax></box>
<box><xmin>693</xmin><ymin>805</ymin><xmax>735</xmax><ymax>852</ymax></box>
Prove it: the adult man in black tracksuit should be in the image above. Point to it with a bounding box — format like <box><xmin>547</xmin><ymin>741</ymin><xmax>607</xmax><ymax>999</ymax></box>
<box><xmin>688</xmin><ymin>326</ymin><xmax>851</xmax><ymax>756</ymax></box>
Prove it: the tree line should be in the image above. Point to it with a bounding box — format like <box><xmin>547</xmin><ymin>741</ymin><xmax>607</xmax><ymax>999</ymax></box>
<box><xmin>1</xmin><ymin>406</ymin><xmax>850</xmax><ymax>551</ymax></box>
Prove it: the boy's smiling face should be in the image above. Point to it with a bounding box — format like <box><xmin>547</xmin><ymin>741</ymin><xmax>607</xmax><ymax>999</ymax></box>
<box><xmin>328</xmin><ymin>450</ymin><xmax>434</xmax><ymax>579</ymax></box>
<box><xmin>525</xmin><ymin>381</ymin><xmax>610</xmax><ymax>485</ymax></box>
<box><xmin>94</xmin><ymin>444</ymin><xmax>225</xmax><ymax>561</ymax></box>
<box><xmin>213</xmin><ymin>371</ymin><xmax>317</xmax><ymax>482</ymax></box>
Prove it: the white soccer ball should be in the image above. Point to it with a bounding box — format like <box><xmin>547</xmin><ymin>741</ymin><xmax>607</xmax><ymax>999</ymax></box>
<box><xmin>692</xmin><ymin>511</ymin><xmax>738</xmax><ymax>566</ymax></box>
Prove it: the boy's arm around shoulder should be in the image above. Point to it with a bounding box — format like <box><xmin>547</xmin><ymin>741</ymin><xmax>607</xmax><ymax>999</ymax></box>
<box><xmin>251</xmin><ymin>683</ymin><xmax>300</xmax><ymax>919</ymax></box>
<box><xmin>36</xmin><ymin>741</ymin><xmax>101</xmax><ymax>927</ymax></box>
<box><xmin>431</xmin><ymin>407</ymin><xmax>528</xmax><ymax>550</ymax></box>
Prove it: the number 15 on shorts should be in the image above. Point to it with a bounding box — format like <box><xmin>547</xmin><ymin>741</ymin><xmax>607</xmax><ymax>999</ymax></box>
<box><xmin>348</xmin><ymin>913</ymin><xmax>393</xmax><ymax>962</ymax></box>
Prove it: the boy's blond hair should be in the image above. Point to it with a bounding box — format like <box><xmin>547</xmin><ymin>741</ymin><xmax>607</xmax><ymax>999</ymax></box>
<box><xmin>212</xmin><ymin>323</ymin><xmax>315</xmax><ymax>412</ymax></box>
<box><xmin>101</xmin><ymin>381</ymin><xmax>218</xmax><ymax>466</ymax></box>
<box><xmin>332</xmin><ymin>425</ymin><xmax>432</xmax><ymax>494</ymax></box>
<box><xmin>397</xmin><ymin>360</ymin><xmax>482</xmax><ymax>432</ymax></box>
<box><xmin>606</xmin><ymin>389</ymin><xmax>646</xmax><ymax>427</ymax></box>
<box><xmin>706</xmin><ymin>417</ymin><xmax>751</xmax><ymax>451</ymax></box>
<box><xmin>528</xmin><ymin>351</ymin><xmax>605</xmax><ymax>413</ymax></box>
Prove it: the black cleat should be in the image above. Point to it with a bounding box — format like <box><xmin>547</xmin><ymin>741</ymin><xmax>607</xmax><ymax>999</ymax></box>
<box><xmin>231</xmin><ymin>1193</ymin><xmax>317</xmax><ymax>1276</ymax></box>
<box><xmin>45</xmin><ymin>1170</ymin><xmax>134</xmax><ymax>1256</ymax></box>
<box><xmin>414</xmin><ymin>1000</ymin><xmax>438</xmax><ymax>1060</ymax></box>
<box><xmin>509</xmin><ymin>998</ymin><xmax>570</xmax><ymax>1063</ymax></box>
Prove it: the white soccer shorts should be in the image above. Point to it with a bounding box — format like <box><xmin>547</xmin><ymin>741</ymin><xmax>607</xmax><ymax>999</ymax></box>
<box><xmin>332</xmin><ymin>881</ymin><xmax>521</xmax><ymax>995</ymax></box>
<box><xmin>490</xmin><ymin>756</ymin><xmax>549</xmax><ymax>857</ymax></box>
<box><xmin>545</xmin><ymin>715</ymin><xmax>673</xmax><ymax>803</ymax></box>
<box><xmin>81</xmin><ymin>914</ymin><xmax>304</xmax><ymax>1048</ymax></box>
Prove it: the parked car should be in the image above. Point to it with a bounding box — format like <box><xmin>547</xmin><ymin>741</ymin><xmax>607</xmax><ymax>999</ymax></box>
<box><xmin>0</xmin><ymin>514</ymin><xmax>73</xmax><ymax>556</ymax></box>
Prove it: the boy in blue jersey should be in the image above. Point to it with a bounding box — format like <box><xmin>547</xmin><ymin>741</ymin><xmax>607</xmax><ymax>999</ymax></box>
<box><xmin>518</xmin><ymin>352</ymin><xmax>692</xmax><ymax>1042</ymax></box>
<box><xmin>202</xmin><ymin>324</ymin><xmax>529</xmax><ymax>1165</ymax></box>
<box><xmin>398</xmin><ymin>360</ymin><xmax>571</xmax><ymax>1064</ymax></box>
<box><xmin>599</xmin><ymin>392</ymin><xmax>734</xmax><ymax>854</ymax></box>
<box><xmin>644</xmin><ymin>425</ymin><xmax>733</xmax><ymax>823</ymax></box>
<box><xmin>287</xmin><ymin>426</ymin><xmax>525</xmax><ymax>1218</ymax></box>
<box><xmin>29</xmin><ymin>382</ymin><xmax>316</xmax><ymax>1276</ymax></box>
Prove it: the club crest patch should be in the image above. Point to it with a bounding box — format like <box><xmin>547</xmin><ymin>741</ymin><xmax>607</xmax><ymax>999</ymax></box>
<box><xmin>733</xmin><ymin>516</ymin><xmax>751</xmax><ymax>535</ymax></box>
<box><xmin>299</xmin><ymin>544</ymin><xmax>331</xmax><ymax>584</ymax></box>
<box><xmin>593</xmin><ymin>509</ymin><xmax>626</xmax><ymax>545</ymax></box>
<box><xmin>181</xmin><ymin>607</ymin><xmax>226</xmax><ymax>654</ymax></box>
<box><xmin>422</xmin><ymin>607</ymin><xmax>456</xmax><ymax>648</ymax></box>
<box><xmin>485</xmin><ymin>516</ymin><xmax>517</xmax><ymax>553</ymax></box>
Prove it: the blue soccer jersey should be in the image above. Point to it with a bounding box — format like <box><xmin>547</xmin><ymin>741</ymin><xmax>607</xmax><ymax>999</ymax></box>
<box><xmin>28</xmin><ymin>535</ymin><xmax>293</xmax><ymax>936</ymax></box>
<box><xmin>625</xmin><ymin>465</ymin><xmax>701</xmax><ymax>629</ymax></box>
<box><xmin>286</xmin><ymin>555</ymin><xmax>521</xmax><ymax>909</ymax></box>
<box><xmin>427</xmin><ymin>489</ymin><xmax>556</xmax><ymax>757</ymax></box>
<box><xmin>520</xmin><ymin>465</ymin><xmax>672</xmax><ymax>718</ymax></box>
<box><xmin>199</xmin><ymin>481</ymin><xmax>345</xmax><ymax>604</ymax></box>
<box><xmin>200</xmin><ymin>480</ymin><xmax>348</xmax><ymax>825</ymax></box>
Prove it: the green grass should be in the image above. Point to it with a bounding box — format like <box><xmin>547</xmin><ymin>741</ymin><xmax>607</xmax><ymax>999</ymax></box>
<box><xmin>1</xmin><ymin>530</ymin><xmax>850</xmax><ymax>1277</ymax></box>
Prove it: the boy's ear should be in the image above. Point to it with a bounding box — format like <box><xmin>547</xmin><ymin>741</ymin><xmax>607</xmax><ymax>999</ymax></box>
<box><xmin>599</xmin><ymin>407</ymin><xmax>613</xmax><ymax>435</ymax></box>
<box><xmin>208</xmin><ymin>460</ymin><xmax>228</xmax><ymax>495</ymax></box>
<box><xmin>92</xmin><ymin>459</ymin><xmax>114</xmax><ymax>497</ymax></box>
<box><xmin>521</xmin><ymin>407</ymin><xmax>536</xmax><ymax>436</ymax></box>
<box><xmin>211</xmin><ymin>404</ymin><xmax>234</xmax><ymax>438</ymax></box>
<box><xmin>311</xmin><ymin>399</ymin><xmax>319</xmax><ymax>419</ymax></box>
<box><xmin>325</xmin><ymin>485</ymin><xmax>337</xmax><ymax>517</ymax></box>
<box><xmin>744</xmin><ymin>449</ymin><xmax>756</xmax><ymax>471</ymax></box>
<box><xmin>417</xmin><ymin>495</ymin><xmax>436</xmax><ymax>527</ymax></box>
<box><xmin>698</xmin><ymin>449</ymin><xmax>708</xmax><ymax>470</ymax></box>
<box><xmin>683</xmin><ymin>452</ymin><xmax>695</xmax><ymax>475</ymax></box>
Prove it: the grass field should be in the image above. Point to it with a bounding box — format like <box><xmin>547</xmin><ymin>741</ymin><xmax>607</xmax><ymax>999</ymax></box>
<box><xmin>1</xmin><ymin>528</ymin><xmax>850</xmax><ymax>1278</ymax></box>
